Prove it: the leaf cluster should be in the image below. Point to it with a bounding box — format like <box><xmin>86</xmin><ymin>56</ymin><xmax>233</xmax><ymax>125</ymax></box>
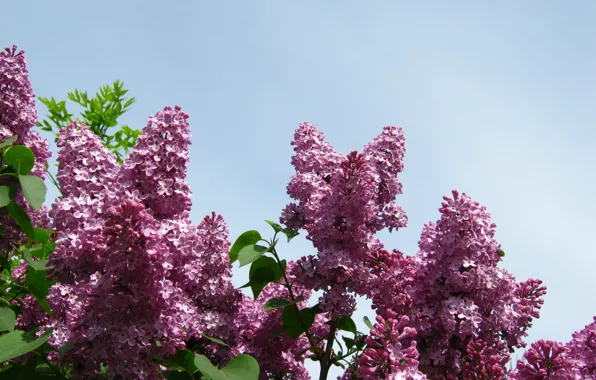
<box><xmin>0</xmin><ymin>136</ymin><xmax>66</xmax><ymax>378</ymax></box>
<box><xmin>36</xmin><ymin>80</ymin><xmax>139</xmax><ymax>163</ymax></box>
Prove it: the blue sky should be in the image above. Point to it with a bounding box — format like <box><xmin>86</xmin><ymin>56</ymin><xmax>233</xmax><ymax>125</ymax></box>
<box><xmin>2</xmin><ymin>1</ymin><xmax>595</xmax><ymax>377</ymax></box>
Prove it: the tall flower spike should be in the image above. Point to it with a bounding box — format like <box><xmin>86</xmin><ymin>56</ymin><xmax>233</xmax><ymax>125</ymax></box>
<box><xmin>388</xmin><ymin>191</ymin><xmax>546</xmax><ymax>378</ymax></box>
<box><xmin>45</xmin><ymin>105</ymin><xmax>245</xmax><ymax>378</ymax></box>
<box><xmin>282</xmin><ymin>122</ymin><xmax>408</xmax><ymax>319</ymax></box>
<box><xmin>48</xmin><ymin>122</ymin><xmax>118</xmax><ymax>283</ymax></box>
<box><xmin>0</xmin><ymin>45</ymin><xmax>51</xmax><ymax>251</ymax></box>
<box><xmin>116</xmin><ymin>105</ymin><xmax>192</xmax><ymax>220</ymax></box>
<box><xmin>0</xmin><ymin>45</ymin><xmax>37</xmax><ymax>141</ymax></box>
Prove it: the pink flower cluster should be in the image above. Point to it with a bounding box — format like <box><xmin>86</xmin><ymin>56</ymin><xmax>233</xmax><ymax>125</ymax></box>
<box><xmin>377</xmin><ymin>191</ymin><xmax>547</xmax><ymax>378</ymax></box>
<box><xmin>283</xmin><ymin>122</ymin><xmax>407</xmax><ymax>318</ymax></box>
<box><xmin>356</xmin><ymin>310</ymin><xmax>426</xmax><ymax>379</ymax></box>
<box><xmin>44</xmin><ymin>109</ymin><xmax>238</xmax><ymax>378</ymax></box>
<box><xmin>0</xmin><ymin>45</ymin><xmax>51</xmax><ymax>250</ymax></box>
<box><xmin>512</xmin><ymin>317</ymin><xmax>596</xmax><ymax>379</ymax></box>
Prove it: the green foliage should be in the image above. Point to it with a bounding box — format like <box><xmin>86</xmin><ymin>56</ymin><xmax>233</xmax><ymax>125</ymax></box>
<box><xmin>279</xmin><ymin>304</ymin><xmax>316</xmax><ymax>339</ymax></box>
<box><xmin>0</xmin><ymin>186</ymin><xmax>10</xmax><ymax>208</ymax></box>
<box><xmin>0</xmin><ymin>136</ymin><xmax>17</xmax><ymax>149</ymax></box>
<box><xmin>238</xmin><ymin>244</ymin><xmax>268</xmax><ymax>267</ymax></box>
<box><xmin>264</xmin><ymin>220</ymin><xmax>299</xmax><ymax>242</ymax></box>
<box><xmin>4</xmin><ymin>145</ymin><xmax>35</xmax><ymax>175</ymax></box>
<box><xmin>25</xmin><ymin>268</ymin><xmax>55</xmax><ymax>315</ymax></box>
<box><xmin>18</xmin><ymin>175</ymin><xmax>46</xmax><ymax>211</ymax></box>
<box><xmin>342</xmin><ymin>336</ymin><xmax>355</xmax><ymax>351</ymax></box>
<box><xmin>243</xmin><ymin>256</ymin><xmax>284</xmax><ymax>299</ymax></box>
<box><xmin>363</xmin><ymin>316</ymin><xmax>374</xmax><ymax>330</ymax></box>
<box><xmin>0</xmin><ymin>143</ymin><xmax>47</xmax><ymax>211</ymax></box>
<box><xmin>160</xmin><ymin>351</ymin><xmax>260</xmax><ymax>380</ymax></box>
<box><xmin>6</xmin><ymin>202</ymin><xmax>34</xmax><ymax>240</ymax></box>
<box><xmin>263</xmin><ymin>297</ymin><xmax>294</xmax><ymax>311</ymax></box>
<box><xmin>333</xmin><ymin>316</ymin><xmax>358</xmax><ymax>335</ymax></box>
<box><xmin>36</xmin><ymin>80</ymin><xmax>139</xmax><ymax>162</ymax></box>
<box><xmin>229</xmin><ymin>230</ymin><xmax>261</xmax><ymax>264</ymax></box>
<box><xmin>201</xmin><ymin>333</ymin><xmax>229</xmax><ymax>347</ymax></box>
<box><xmin>0</xmin><ymin>135</ymin><xmax>58</xmax><ymax>371</ymax></box>
<box><xmin>0</xmin><ymin>328</ymin><xmax>53</xmax><ymax>363</ymax></box>
<box><xmin>0</xmin><ymin>308</ymin><xmax>16</xmax><ymax>332</ymax></box>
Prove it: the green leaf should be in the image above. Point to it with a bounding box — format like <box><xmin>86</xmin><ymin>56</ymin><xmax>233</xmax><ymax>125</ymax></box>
<box><xmin>342</xmin><ymin>336</ymin><xmax>355</xmax><ymax>351</ymax></box>
<box><xmin>202</xmin><ymin>333</ymin><xmax>229</xmax><ymax>347</ymax></box>
<box><xmin>248</xmin><ymin>256</ymin><xmax>283</xmax><ymax>299</ymax></box>
<box><xmin>220</xmin><ymin>354</ymin><xmax>260</xmax><ymax>380</ymax></box>
<box><xmin>193</xmin><ymin>354</ymin><xmax>259</xmax><ymax>380</ymax></box>
<box><xmin>263</xmin><ymin>297</ymin><xmax>292</xmax><ymax>311</ymax></box>
<box><xmin>4</xmin><ymin>146</ymin><xmax>35</xmax><ymax>175</ymax></box>
<box><xmin>23</xmin><ymin>249</ymin><xmax>49</xmax><ymax>271</ymax></box>
<box><xmin>264</xmin><ymin>220</ymin><xmax>283</xmax><ymax>233</ymax></box>
<box><xmin>6</xmin><ymin>202</ymin><xmax>34</xmax><ymax>240</ymax></box>
<box><xmin>158</xmin><ymin>349</ymin><xmax>198</xmax><ymax>373</ymax></box>
<box><xmin>27</xmin><ymin>245</ymin><xmax>44</xmax><ymax>259</ymax></box>
<box><xmin>0</xmin><ymin>186</ymin><xmax>10</xmax><ymax>207</ymax></box>
<box><xmin>363</xmin><ymin>316</ymin><xmax>374</xmax><ymax>330</ymax></box>
<box><xmin>194</xmin><ymin>355</ymin><xmax>225</xmax><ymax>380</ymax></box>
<box><xmin>25</xmin><ymin>269</ymin><xmax>55</xmax><ymax>315</ymax></box>
<box><xmin>281</xmin><ymin>304</ymin><xmax>315</xmax><ymax>339</ymax></box>
<box><xmin>281</xmin><ymin>228</ymin><xmax>299</xmax><ymax>242</ymax></box>
<box><xmin>333</xmin><ymin>316</ymin><xmax>357</xmax><ymax>334</ymax></box>
<box><xmin>310</xmin><ymin>303</ymin><xmax>324</xmax><ymax>314</ymax></box>
<box><xmin>229</xmin><ymin>230</ymin><xmax>261</xmax><ymax>264</ymax></box>
<box><xmin>0</xmin><ymin>135</ymin><xmax>18</xmax><ymax>149</ymax></box>
<box><xmin>18</xmin><ymin>175</ymin><xmax>46</xmax><ymax>211</ymax></box>
<box><xmin>58</xmin><ymin>342</ymin><xmax>75</xmax><ymax>355</ymax></box>
<box><xmin>33</xmin><ymin>228</ymin><xmax>51</xmax><ymax>244</ymax></box>
<box><xmin>0</xmin><ymin>328</ymin><xmax>53</xmax><ymax>363</ymax></box>
<box><xmin>238</xmin><ymin>244</ymin><xmax>268</xmax><ymax>267</ymax></box>
<box><xmin>0</xmin><ymin>308</ymin><xmax>16</xmax><ymax>332</ymax></box>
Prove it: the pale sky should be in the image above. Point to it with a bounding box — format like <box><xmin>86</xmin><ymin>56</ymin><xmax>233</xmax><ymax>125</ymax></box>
<box><xmin>2</xmin><ymin>1</ymin><xmax>595</xmax><ymax>378</ymax></box>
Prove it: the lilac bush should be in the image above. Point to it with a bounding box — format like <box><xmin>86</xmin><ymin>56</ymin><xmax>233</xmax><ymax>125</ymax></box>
<box><xmin>1</xmin><ymin>44</ymin><xmax>595</xmax><ymax>380</ymax></box>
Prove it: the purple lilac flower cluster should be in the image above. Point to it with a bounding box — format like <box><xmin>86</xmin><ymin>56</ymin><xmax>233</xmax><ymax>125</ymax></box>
<box><xmin>511</xmin><ymin>317</ymin><xmax>595</xmax><ymax>379</ymax></box>
<box><xmin>282</xmin><ymin>122</ymin><xmax>407</xmax><ymax>319</ymax></box>
<box><xmin>0</xmin><ymin>45</ymin><xmax>51</xmax><ymax>251</ymax></box>
<box><xmin>381</xmin><ymin>191</ymin><xmax>547</xmax><ymax>378</ymax></box>
<box><xmin>356</xmin><ymin>310</ymin><xmax>426</xmax><ymax>379</ymax></box>
<box><xmin>43</xmin><ymin>108</ymin><xmax>238</xmax><ymax>378</ymax></box>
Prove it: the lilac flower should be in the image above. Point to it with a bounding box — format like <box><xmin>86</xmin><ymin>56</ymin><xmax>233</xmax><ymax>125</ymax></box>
<box><xmin>386</xmin><ymin>191</ymin><xmax>546</xmax><ymax>378</ymax></box>
<box><xmin>0</xmin><ymin>45</ymin><xmax>37</xmax><ymax>141</ymax></box>
<box><xmin>0</xmin><ymin>45</ymin><xmax>51</xmax><ymax>251</ymax></box>
<box><xmin>46</xmin><ymin>107</ymin><xmax>239</xmax><ymax>378</ymax></box>
<box><xmin>565</xmin><ymin>317</ymin><xmax>596</xmax><ymax>378</ymax></box>
<box><xmin>462</xmin><ymin>339</ymin><xmax>508</xmax><ymax>380</ymax></box>
<box><xmin>511</xmin><ymin>340</ymin><xmax>579</xmax><ymax>379</ymax></box>
<box><xmin>356</xmin><ymin>310</ymin><xmax>426</xmax><ymax>379</ymax></box>
<box><xmin>282</xmin><ymin>122</ymin><xmax>407</xmax><ymax>319</ymax></box>
<box><xmin>114</xmin><ymin>105</ymin><xmax>192</xmax><ymax>219</ymax></box>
